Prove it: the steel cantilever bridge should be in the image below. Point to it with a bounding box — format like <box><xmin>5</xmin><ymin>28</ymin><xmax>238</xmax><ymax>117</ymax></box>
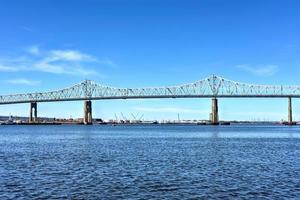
<box><xmin>0</xmin><ymin>75</ymin><xmax>298</xmax><ymax>124</ymax></box>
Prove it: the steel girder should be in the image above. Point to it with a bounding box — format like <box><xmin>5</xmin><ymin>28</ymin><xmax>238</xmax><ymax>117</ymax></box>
<box><xmin>1</xmin><ymin>75</ymin><xmax>300</xmax><ymax>104</ymax></box>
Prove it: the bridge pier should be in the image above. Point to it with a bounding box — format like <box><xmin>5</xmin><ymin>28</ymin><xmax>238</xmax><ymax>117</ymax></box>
<box><xmin>210</xmin><ymin>97</ymin><xmax>219</xmax><ymax>125</ymax></box>
<box><xmin>83</xmin><ymin>100</ymin><xmax>92</xmax><ymax>125</ymax></box>
<box><xmin>29</xmin><ymin>102</ymin><xmax>37</xmax><ymax>123</ymax></box>
<box><xmin>288</xmin><ymin>97</ymin><xmax>293</xmax><ymax>125</ymax></box>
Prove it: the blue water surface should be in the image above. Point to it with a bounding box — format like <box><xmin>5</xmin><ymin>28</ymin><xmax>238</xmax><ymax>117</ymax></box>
<box><xmin>0</xmin><ymin>125</ymin><xmax>300</xmax><ymax>199</ymax></box>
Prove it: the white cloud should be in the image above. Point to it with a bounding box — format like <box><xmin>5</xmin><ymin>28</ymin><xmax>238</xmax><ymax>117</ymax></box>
<box><xmin>0</xmin><ymin>47</ymin><xmax>109</xmax><ymax>76</ymax></box>
<box><xmin>34</xmin><ymin>62</ymin><xmax>68</xmax><ymax>74</ymax></box>
<box><xmin>48</xmin><ymin>50</ymin><xmax>96</xmax><ymax>62</ymax></box>
<box><xmin>237</xmin><ymin>64</ymin><xmax>278</xmax><ymax>76</ymax></box>
<box><xmin>97</xmin><ymin>58</ymin><xmax>115</xmax><ymax>66</ymax></box>
<box><xmin>74</xmin><ymin>67</ymin><xmax>98</xmax><ymax>76</ymax></box>
<box><xmin>0</xmin><ymin>65</ymin><xmax>19</xmax><ymax>72</ymax></box>
<box><xmin>27</xmin><ymin>46</ymin><xmax>40</xmax><ymax>56</ymax></box>
<box><xmin>6</xmin><ymin>78</ymin><xmax>40</xmax><ymax>86</ymax></box>
<box><xmin>133</xmin><ymin>106</ymin><xmax>209</xmax><ymax>114</ymax></box>
<box><xmin>34</xmin><ymin>61</ymin><xmax>97</xmax><ymax>76</ymax></box>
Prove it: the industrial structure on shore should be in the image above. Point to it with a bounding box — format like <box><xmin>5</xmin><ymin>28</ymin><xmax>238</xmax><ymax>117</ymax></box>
<box><xmin>0</xmin><ymin>75</ymin><xmax>299</xmax><ymax>125</ymax></box>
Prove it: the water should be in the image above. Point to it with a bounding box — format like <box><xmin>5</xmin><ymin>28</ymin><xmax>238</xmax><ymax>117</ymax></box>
<box><xmin>1</xmin><ymin>125</ymin><xmax>300</xmax><ymax>199</ymax></box>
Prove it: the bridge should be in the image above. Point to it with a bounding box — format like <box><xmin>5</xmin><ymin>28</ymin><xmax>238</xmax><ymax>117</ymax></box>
<box><xmin>0</xmin><ymin>75</ymin><xmax>299</xmax><ymax>124</ymax></box>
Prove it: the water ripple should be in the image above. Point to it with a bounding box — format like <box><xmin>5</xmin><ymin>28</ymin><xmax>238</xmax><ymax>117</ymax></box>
<box><xmin>0</xmin><ymin>125</ymin><xmax>300</xmax><ymax>199</ymax></box>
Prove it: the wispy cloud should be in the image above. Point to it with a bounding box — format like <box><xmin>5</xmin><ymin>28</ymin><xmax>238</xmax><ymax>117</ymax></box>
<box><xmin>237</xmin><ymin>64</ymin><xmax>278</xmax><ymax>76</ymax></box>
<box><xmin>0</xmin><ymin>65</ymin><xmax>19</xmax><ymax>72</ymax></box>
<box><xmin>0</xmin><ymin>46</ymin><xmax>109</xmax><ymax>76</ymax></box>
<box><xmin>26</xmin><ymin>45</ymin><xmax>40</xmax><ymax>56</ymax></box>
<box><xmin>34</xmin><ymin>62</ymin><xmax>68</xmax><ymax>74</ymax></box>
<box><xmin>6</xmin><ymin>78</ymin><xmax>40</xmax><ymax>86</ymax></box>
<box><xmin>47</xmin><ymin>50</ymin><xmax>96</xmax><ymax>62</ymax></box>
<box><xmin>133</xmin><ymin>106</ymin><xmax>209</xmax><ymax>114</ymax></box>
<box><xmin>97</xmin><ymin>57</ymin><xmax>115</xmax><ymax>67</ymax></box>
<box><xmin>20</xmin><ymin>26</ymin><xmax>33</xmax><ymax>32</ymax></box>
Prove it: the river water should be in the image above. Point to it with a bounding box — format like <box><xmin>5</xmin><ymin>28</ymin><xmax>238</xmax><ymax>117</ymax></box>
<box><xmin>0</xmin><ymin>125</ymin><xmax>300</xmax><ymax>199</ymax></box>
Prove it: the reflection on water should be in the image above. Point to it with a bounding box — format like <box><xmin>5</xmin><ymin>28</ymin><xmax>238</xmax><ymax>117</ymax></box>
<box><xmin>0</xmin><ymin>125</ymin><xmax>300</xmax><ymax>199</ymax></box>
<box><xmin>210</xmin><ymin>126</ymin><xmax>220</xmax><ymax>138</ymax></box>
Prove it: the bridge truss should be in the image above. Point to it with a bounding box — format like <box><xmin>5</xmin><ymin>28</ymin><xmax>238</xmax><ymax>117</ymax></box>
<box><xmin>1</xmin><ymin>75</ymin><xmax>300</xmax><ymax>104</ymax></box>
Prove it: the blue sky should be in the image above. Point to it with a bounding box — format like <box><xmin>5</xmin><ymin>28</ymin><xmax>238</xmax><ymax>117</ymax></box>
<box><xmin>1</xmin><ymin>0</ymin><xmax>300</xmax><ymax>121</ymax></box>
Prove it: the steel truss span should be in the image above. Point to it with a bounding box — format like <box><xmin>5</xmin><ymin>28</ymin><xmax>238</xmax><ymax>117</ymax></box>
<box><xmin>1</xmin><ymin>75</ymin><xmax>300</xmax><ymax>105</ymax></box>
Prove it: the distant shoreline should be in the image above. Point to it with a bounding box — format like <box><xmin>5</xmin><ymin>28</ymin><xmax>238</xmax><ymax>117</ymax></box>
<box><xmin>0</xmin><ymin>121</ymin><xmax>297</xmax><ymax>126</ymax></box>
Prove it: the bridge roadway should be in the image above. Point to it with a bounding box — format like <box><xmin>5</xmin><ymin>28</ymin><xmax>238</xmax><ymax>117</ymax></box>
<box><xmin>0</xmin><ymin>75</ymin><xmax>298</xmax><ymax>124</ymax></box>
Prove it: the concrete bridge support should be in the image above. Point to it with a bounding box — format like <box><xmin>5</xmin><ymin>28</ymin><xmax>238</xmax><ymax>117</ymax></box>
<box><xmin>83</xmin><ymin>100</ymin><xmax>92</xmax><ymax>125</ymax></box>
<box><xmin>211</xmin><ymin>97</ymin><xmax>219</xmax><ymax>125</ymax></box>
<box><xmin>288</xmin><ymin>97</ymin><xmax>293</xmax><ymax>125</ymax></box>
<box><xmin>29</xmin><ymin>102</ymin><xmax>37</xmax><ymax>123</ymax></box>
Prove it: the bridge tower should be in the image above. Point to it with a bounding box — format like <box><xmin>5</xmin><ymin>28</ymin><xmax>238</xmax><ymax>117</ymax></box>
<box><xmin>83</xmin><ymin>100</ymin><xmax>92</xmax><ymax>125</ymax></box>
<box><xmin>29</xmin><ymin>102</ymin><xmax>37</xmax><ymax>123</ymax></box>
<box><xmin>211</xmin><ymin>97</ymin><xmax>219</xmax><ymax>125</ymax></box>
<box><xmin>288</xmin><ymin>97</ymin><xmax>293</xmax><ymax>125</ymax></box>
